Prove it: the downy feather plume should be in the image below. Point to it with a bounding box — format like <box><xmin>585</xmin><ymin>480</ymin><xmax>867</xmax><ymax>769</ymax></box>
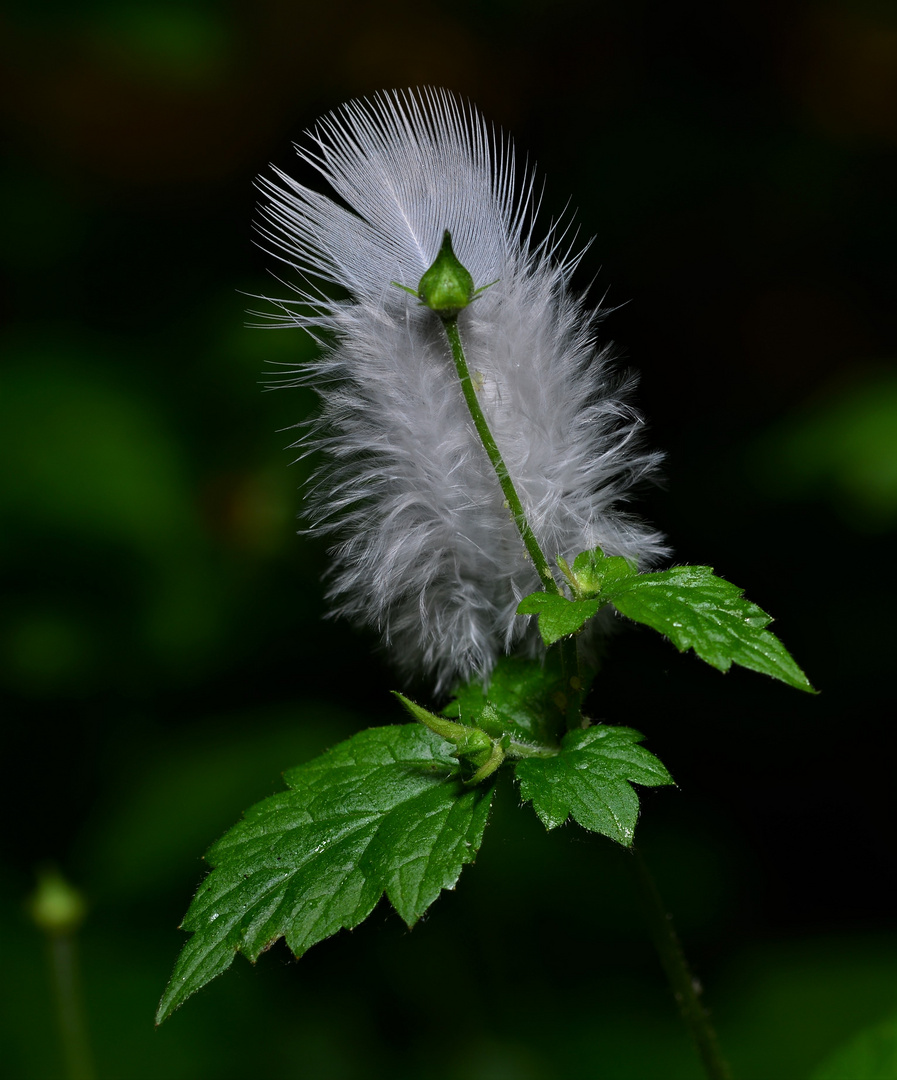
<box><xmin>254</xmin><ymin>88</ymin><xmax>667</xmax><ymax>693</ymax></box>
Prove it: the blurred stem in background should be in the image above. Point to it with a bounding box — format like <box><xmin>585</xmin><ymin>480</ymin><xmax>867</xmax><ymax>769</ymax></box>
<box><xmin>28</xmin><ymin>868</ymin><xmax>95</xmax><ymax>1080</ymax></box>
<box><xmin>629</xmin><ymin>847</ymin><xmax>732</xmax><ymax>1080</ymax></box>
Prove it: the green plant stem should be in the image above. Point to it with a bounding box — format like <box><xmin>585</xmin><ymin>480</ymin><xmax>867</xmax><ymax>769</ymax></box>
<box><xmin>443</xmin><ymin>317</ymin><xmax>557</xmax><ymax>592</ymax></box>
<box><xmin>628</xmin><ymin>846</ymin><xmax>732</xmax><ymax>1080</ymax></box>
<box><xmin>47</xmin><ymin>932</ymin><xmax>95</xmax><ymax>1080</ymax></box>
<box><xmin>560</xmin><ymin>638</ymin><xmax>584</xmax><ymax>730</ymax></box>
<box><xmin>442</xmin><ymin>316</ymin><xmax>583</xmax><ymax>728</ymax></box>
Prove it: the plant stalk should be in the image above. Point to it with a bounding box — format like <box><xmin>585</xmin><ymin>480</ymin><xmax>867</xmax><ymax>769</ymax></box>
<box><xmin>443</xmin><ymin>317</ymin><xmax>557</xmax><ymax>593</ymax></box>
<box><xmin>47</xmin><ymin>932</ymin><xmax>95</xmax><ymax>1080</ymax></box>
<box><xmin>628</xmin><ymin>846</ymin><xmax>732</xmax><ymax>1080</ymax></box>
<box><xmin>442</xmin><ymin>316</ymin><xmax>584</xmax><ymax>728</ymax></box>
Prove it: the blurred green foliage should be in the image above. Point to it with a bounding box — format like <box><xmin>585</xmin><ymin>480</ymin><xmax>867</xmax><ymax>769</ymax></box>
<box><xmin>1</xmin><ymin>0</ymin><xmax>895</xmax><ymax>1075</ymax></box>
<box><xmin>750</xmin><ymin>370</ymin><xmax>897</xmax><ymax>530</ymax></box>
<box><xmin>813</xmin><ymin>1011</ymin><xmax>897</xmax><ymax>1080</ymax></box>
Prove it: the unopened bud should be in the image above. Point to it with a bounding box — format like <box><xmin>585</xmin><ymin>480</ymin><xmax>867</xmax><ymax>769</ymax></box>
<box><xmin>27</xmin><ymin>867</ymin><xmax>87</xmax><ymax>935</ymax></box>
<box><xmin>417</xmin><ymin>231</ymin><xmax>476</xmax><ymax>318</ymax></box>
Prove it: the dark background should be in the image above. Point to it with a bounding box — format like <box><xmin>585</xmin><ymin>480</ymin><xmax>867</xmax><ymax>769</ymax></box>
<box><xmin>2</xmin><ymin>1</ymin><xmax>895</xmax><ymax>1077</ymax></box>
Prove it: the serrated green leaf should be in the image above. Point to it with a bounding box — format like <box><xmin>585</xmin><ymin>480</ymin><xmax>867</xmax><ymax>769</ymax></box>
<box><xmin>602</xmin><ymin>565</ymin><xmax>814</xmax><ymax>692</ymax></box>
<box><xmin>444</xmin><ymin>654</ymin><xmax>566</xmax><ymax>746</ymax></box>
<box><xmin>515</xmin><ymin>726</ymin><xmax>674</xmax><ymax>846</ymax></box>
<box><xmin>517</xmin><ymin>592</ymin><xmax>602</xmax><ymax>645</ymax></box>
<box><xmin>157</xmin><ymin>724</ymin><xmax>493</xmax><ymax>1023</ymax></box>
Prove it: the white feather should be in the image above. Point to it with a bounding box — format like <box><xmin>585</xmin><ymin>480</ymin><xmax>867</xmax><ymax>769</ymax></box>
<box><xmin>255</xmin><ymin>88</ymin><xmax>667</xmax><ymax>693</ymax></box>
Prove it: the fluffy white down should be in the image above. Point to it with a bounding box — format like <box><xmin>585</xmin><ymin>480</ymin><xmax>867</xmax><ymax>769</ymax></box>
<box><xmin>255</xmin><ymin>88</ymin><xmax>667</xmax><ymax>693</ymax></box>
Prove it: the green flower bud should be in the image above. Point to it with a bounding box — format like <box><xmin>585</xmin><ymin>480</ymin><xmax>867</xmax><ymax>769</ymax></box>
<box><xmin>392</xmin><ymin>692</ymin><xmax>502</xmax><ymax>782</ymax></box>
<box><xmin>417</xmin><ymin>230</ymin><xmax>476</xmax><ymax>318</ymax></box>
<box><xmin>451</xmin><ymin>725</ymin><xmax>494</xmax><ymax>768</ymax></box>
<box><xmin>28</xmin><ymin>867</ymin><xmax>87</xmax><ymax>935</ymax></box>
<box><xmin>559</xmin><ymin>547</ymin><xmax>637</xmax><ymax>600</ymax></box>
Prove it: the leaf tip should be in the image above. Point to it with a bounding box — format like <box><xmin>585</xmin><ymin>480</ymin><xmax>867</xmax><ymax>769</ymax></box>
<box><xmin>154</xmin><ymin>985</ymin><xmax>181</xmax><ymax>1027</ymax></box>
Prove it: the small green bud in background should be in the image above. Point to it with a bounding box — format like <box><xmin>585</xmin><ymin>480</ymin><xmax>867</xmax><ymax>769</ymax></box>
<box><xmin>27</xmin><ymin>866</ymin><xmax>87</xmax><ymax>936</ymax></box>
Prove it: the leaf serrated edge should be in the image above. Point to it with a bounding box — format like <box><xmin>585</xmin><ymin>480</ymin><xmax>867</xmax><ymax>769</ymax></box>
<box><xmin>603</xmin><ymin>568</ymin><xmax>815</xmax><ymax>693</ymax></box>
<box><xmin>156</xmin><ymin>726</ymin><xmax>493</xmax><ymax>1023</ymax></box>
<box><xmin>514</xmin><ymin>724</ymin><xmax>674</xmax><ymax>846</ymax></box>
